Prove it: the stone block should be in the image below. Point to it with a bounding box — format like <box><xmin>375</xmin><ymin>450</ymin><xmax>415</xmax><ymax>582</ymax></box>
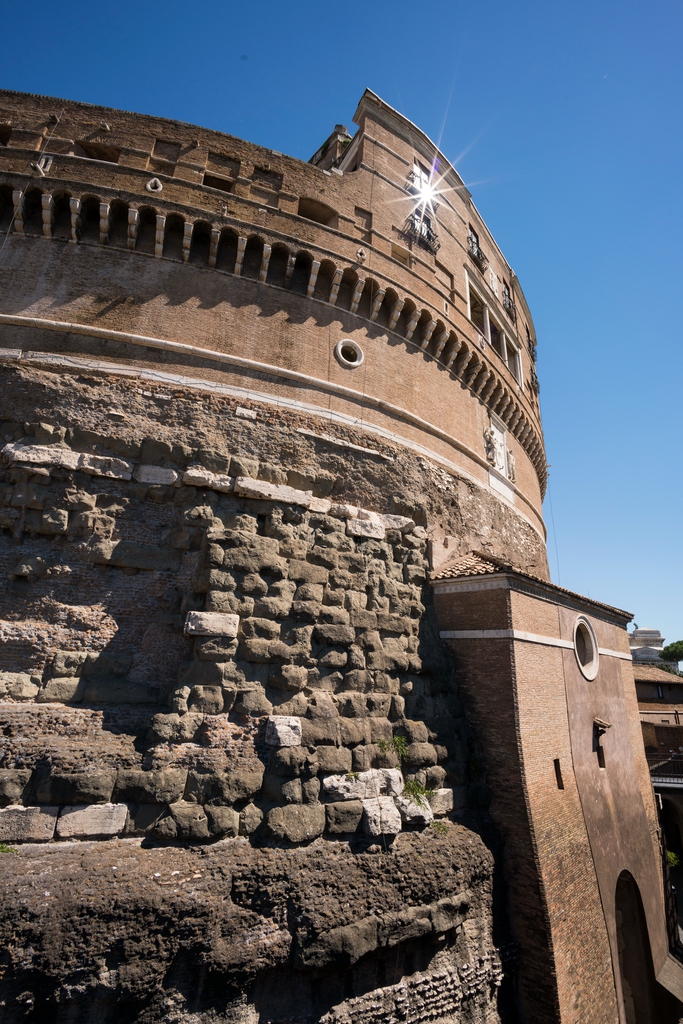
<box><xmin>403</xmin><ymin>742</ymin><xmax>439</xmax><ymax>767</ymax></box>
<box><xmin>286</xmin><ymin>560</ymin><xmax>329</xmax><ymax>584</ymax></box>
<box><xmin>205</xmin><ymin>805</ymin><xmax>239</xmax><ymax>837</ymax></box>
<box><xmin>52</xmin><ymin>651</ymin><xmax>88</xmax><ymax>676</ymax></box>
<box><xmin>428</xmin><ymin>788</ymin><xmax>454</xmax><ymax>816</ymax></box>
<box><xmin>0</xmin><ymin>769</ymin><xmax>31</xmax><ymax>807</ymax></box>
<box><xmin>186</xmin><ymin>770</ymin><xmax>263</xmax><ymax>805</ymax></box>
<box><xmin>122</xmin><ymin>803</ymin><xmax>165</xmax><ymax>836</ymax></box>
<box><xmin>233</xmin><ymin>688</ymin><xmax>272</xmax><ymax>716</ymax></box>
<box><xmin>4</xmin><ymin>442</ymin><xmax>80</xmax><ymax>471</ymax></box>
<box><xmin>148</xmin><ymin>712</ymin><xmax>204</xmax><ymax>744</ymax></box>
<box><xmin>167</xmin><ymin>801</ymin><xmax>211</xmax><ymax>840</ymax></box>
<box><xmin>188</xmin><ymin>685</ymin><xmax>224</xmax><ymax>714</ymax></box>
<box><xmin>309</xmin><ymin>497</ymin><xmax>332</xmax><ymax>513</ymax></box>
<box><xmin>265</xmin><ymin>803</ymin><xmax>326</xmax><ymax>843</ymax></box>
<box><xmin>239</xmin><ymin>803</ymin><xmax>264</xmax><ymax>835</ymax></box>
<box><xmin>328</xmin><ymin>503</ymin><xmax>359</xmax><ymax>519</ymax></box>
<box><xmin>0</xmin><ymin>805</ymin><xmax>59</xmax><ymax>842</ymax></box>
<box><xmin>133</xmin><ymin>465</ymin><xmax>180</xmax><ymax>485</ymax></box>
<box><xmin>114</xmin><ymin>769</ymin><xmax>188</xmax><ymax>805</ymax></box>
<box><xmin>56</xmin><ymin>803</ymin><xmax>128</xmax><ymax>839</ymax></box>
<box><xmin>362</xmin><ymin>796</ymin><xmax>402</xmax><ymax>836</ymax></box>
<box><xmin>395</xmin><ymin>794</ymin><xmax>433</xmax><ymax>826</ymax></box>
<box><xmin>184</xmin><ymin>611</ymin><xmax>239</xmax><ymax>637</ymax></box>
<box><xmin>37</xmin><ymin>509</ymin><xmax>68</xmax><ymax>535</ymax></box>
<box><xmin>347</xmin><ymin>518</ymin><xmax>385</xmax><ymax>540</ymax></box>
<box><xmin>301</xmin><ymin>719</ymin><xmax>340</xmax><ymax>746</ymax></box>
<box><xmin>37</xmin><ymin>677</ymin><xmax>86</xmax><ymax>703</ymax></box>
<box><xmin>79</xmin><ymin>454</ymin><xmax>134</xmax><ymax>480</ymax></box>
<box><xmin>266</xmin><ymin>716</ymin><xmax>302</xmax><ymax>747</ymax></box>
<box><xmin>322</xmin><ymin>768</ymin><xmax>403</xmax><ymax>802</ymax></box>
<box><xmin>315</xmin><ymin>745</ymin><xmax>352</xmax><ymax>774</ymax></box>
<box><xmin>313</xmin><ymin>624</ymin><xmax>356</xmax><ymax>646</ymax></box>
<box><xmin>269</xmin><ymin>747</ymin><xmax>315</xmax><ymax>778</ymax></box>
<box><xmin>183</xmin><ymin>465</ymin><xmax>234</xmax><ymax>492</ymax></box>
<box><xmin>269</xmin><ymin>664</ymin><xmax>308</xmax><ymax>692</ymax></box>
<box><xmin>0</xmin><ymin>671</ymin><xmax>40</xmax><ymax>701</ymax></box>
<box><xmin>83</xmin><ymin>679</ymin><xmax>160</xmax><ymax>704</ymax></box>
<box><xmin>379</xmin><ymin>514</ymin><xmax>415</xmax><ymax>533</ymax></box>
<box><xmin>35</xmin><ymin>770</ymin><xmax>117</xmax><ymax>805</ymax></box>
<box><xmin>234</xmin><ymin>476</ymin><xmax>312</xmax><ymax>507</ymax></box>
<box><xmin>326</xmin><ymin>800</ymin><xmax>364</xmax><ymax>833</ymax></box>
<box><xmin>90</xmin><ymin>539</ymin><xmax>182</xmax><ymax>572</ymax></box>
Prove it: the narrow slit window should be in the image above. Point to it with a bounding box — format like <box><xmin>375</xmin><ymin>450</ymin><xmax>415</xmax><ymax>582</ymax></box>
<box><xmin>553</xmin><ymin>759</ymin><xmax>565</xmax><ymax>790</ymax></box>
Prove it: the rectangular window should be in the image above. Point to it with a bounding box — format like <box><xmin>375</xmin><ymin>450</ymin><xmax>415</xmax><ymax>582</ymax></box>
<box><xmin>658</xmin><ymin>685</ymin><xmax>664</xmax><ymax>698</ymax></box>
<box><xmin>391</xmin><ymin>242</ymin><xmax>410</xmax><ymax>266</ymax></box>
<box><xmin>470</xmin><ymin>290</ymin><xmax>486</xmax><ymax>335</ymax></box>
<box><xmin>78</xmin><ymin>141</ymin><xmax>121</xmax><ymax>164</ymax></box>
<box><xmin>203</xmin><ymin>173</ymin><xmax>233</xmax><ymax>193</ymax></box>
<box><xmin>413</xmin><ymin>160</ymin><xmax>431</xmax><ymax>191</ymax></box>
<box><xmin>553</xmin><ymin>759</ymin><xmax>565</xmax><ymax>790</ymax></box>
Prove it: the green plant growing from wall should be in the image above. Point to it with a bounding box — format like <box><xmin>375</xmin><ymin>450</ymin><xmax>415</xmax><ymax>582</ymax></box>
<box><xmin>378</xmin><ymin>735</ymin><xmax>408</xmax><ymax>762</ymax></box>
<box><xmin>667</xmin><ymin>850</ymin><xmax>680</xmax><ymax>869</ymax></box>
<box><xmin>404</xmin><ymin>777</ymin><xmax>435</xmax><ymax>809</ymax></box>
<box><xmin>0</xmin><ymin>842</ymin><xmax>17</xmax><ymax>854</ymax></box>
<box><xmin>431</xmin><ymin>820</ymin><xmax>450</xmax><ymax>836</ymax></box>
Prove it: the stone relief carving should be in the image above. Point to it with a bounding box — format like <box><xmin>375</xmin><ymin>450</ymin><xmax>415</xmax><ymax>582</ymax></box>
<box><xmin>507</xmin><ymin>448</ymin><xmax>516</xmax><ymax>482</ymax></box>
<box><xmin>484</xmin><ymin>427</ymin><xmax>498</xmax><ymax>466</ymax></box>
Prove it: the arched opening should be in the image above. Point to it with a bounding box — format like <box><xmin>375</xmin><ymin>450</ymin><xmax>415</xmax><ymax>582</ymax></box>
<box><xmin>336</xmin><ymin>268</ymin><xmax>357</xmax><ymax>311</ymax></box>
<box><xmin>290</xmin><ymin>251</ymin><xmax>312</xmax><ymax>295</ymax></box>
<box><xmin>109</xmin><ymin>200</ymin><xmax>129</xmax><ymax>247</ymax></box>
<box><xmin>163</xmin><ymin>213</ymin><xmax>184</xmax><ymax>260</ymax></box>
<box><xmin>0</xmin><ymin>184</ymin><xmax>15</xmax><ymax>232</ymax></box>
<box><xmin>395</xmin><ymin>298</ymin><xmax>416</xmax><ymax>338</ymax></box>
<box><xmin>356</xmin><ymin>279</ymin><xmax>377</xmax><ymax>321</ymax></box>
<box><xmin>80</xmin><ymin>196</ymin><xmax>100</xmax><ymax>243</ymax></box>
<box><xmin>313</xmin><ymin>259</ymin><xmax>336</xmax><ymax>302</ymax></box>
<box><xmin>377</xmin><ymin>288</ymin><xmax>398</xmax><ymax>329</ymax></box>
<box><xmin>242</xmin><ymin>235</ymin><xmax>263</xmax><ymax>280</ymax></box>
<box><xmin>216</xmin><ymin>228</ymin><xmax>238</xmax><ymax>273</ymax></box>
<box><xmin>297</xmin><ymin>197</ymin><xmax>337</xmax><ymax>227</ymax></box>
<box><xmin>51</xmin><ymin>191</ymin><xmax>71</xmax><ymax>240</ymax></box>
<box><xmin>266</xmin><ymin>244</ymin><xmax>289</xmax><ymax>287</ymax></box>
<box><xmin>136</xmin><ymin>206</ymin><xmax>157</xmax><ymax>254</ymax></box>
<box><xmin>615</xmin><ymin>870</ymin><xmax>677</xmax><ymax>1023</ymax></box>
<box><xmin>23</xmin><ymin>188</ymin><xmax>43</xmax><ymax>235</ymax></box>
<box><xmin>189</xmin><ymin>220</ymin><xmax>211</xmax><ymax>266</ymax></box>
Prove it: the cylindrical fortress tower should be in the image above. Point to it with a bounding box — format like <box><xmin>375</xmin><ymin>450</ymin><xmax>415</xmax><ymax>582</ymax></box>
<box><xmin>2</xmin><ymin>89</ymin><xmax>639</xmax><ymax>1024</ymax></box>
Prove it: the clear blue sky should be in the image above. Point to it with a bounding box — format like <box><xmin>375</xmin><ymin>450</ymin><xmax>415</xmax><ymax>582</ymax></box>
<box><xmin>3</xmin><ymin>0</ymin><xmax>681</xmax><ymax>641</ymax></box>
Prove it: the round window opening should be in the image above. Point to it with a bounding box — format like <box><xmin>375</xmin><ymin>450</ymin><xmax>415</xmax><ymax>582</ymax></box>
<box><xmin>335</xmin><ymin>339</ymin><xmax>364</xmax><ymax>368</ymax></box>
<box><xmin>574</xmin><ymin>616</ymin><xmax>599</xmax><ymax>680</ymax></box>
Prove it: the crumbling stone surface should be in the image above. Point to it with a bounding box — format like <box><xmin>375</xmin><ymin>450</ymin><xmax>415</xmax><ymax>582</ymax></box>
<box><xmin>0</xmin><ymin>827</ymin><xmax>505</xmax><ymax>1023</ymax></box>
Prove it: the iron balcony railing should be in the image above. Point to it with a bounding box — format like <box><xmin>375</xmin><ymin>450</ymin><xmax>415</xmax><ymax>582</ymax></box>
<box><xmin>404</xmin><ymin>214</ymin><xmax>441</xmax><ymax>254</ymax></box>
<box><xmin>502</xmin><ymin>294</ymin><xmax>518</xmax><ymax>323</ymax></box>
<box><xmin>467</xmin><ymin>235</ymin><xmax>488</xmax><ymax>271</ymax></box>
<box><xmin>647</xmin><ymin>754</ymin><xmax>683</xmax><ymax>784</ymax></box>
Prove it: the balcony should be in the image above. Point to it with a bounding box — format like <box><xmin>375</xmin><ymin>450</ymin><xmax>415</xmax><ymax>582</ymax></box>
<box><xmin>648</xmin><ymin>754</ymin><xmax>683</xmax><ymax>787</ymax></box>
<box><xmin>403</xmin><ymin>213</ymin><xmax>441</xmax><ymax>254</ymax></box>
<box><xmin>503</xmin><ymin>294</ymin><xmax>518</xmax><ymax>323</ymax></box>
<box><xmin>467</xmin><ymin>235</ymin><xmax>488</xmax><ymax>272</ymax></box>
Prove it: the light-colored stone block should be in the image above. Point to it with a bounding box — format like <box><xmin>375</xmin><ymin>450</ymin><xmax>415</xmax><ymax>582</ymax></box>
<box><xmin>0</xmin><ymin>671</ymin><xmax>40</xmax><ymax>701</ymax></box>
<box><xmin>265</xmin><ymin>716</ymin><xmax>302</xmax><ymax>747</ymax></box>
<box><xmin>234</xmin><ymin>477</ymin><xmax>312</xmax><ymax>507</ymax></box>
<box><xmin>235</xmin><ymin>406</ymin><xmax>257</xmax><ymax>420</ymax></box>
<box><xmin>328</xmin><ymin>503</ymin><xmax>359</xmax><ymax>519</ymax></box>
<box><xmin>79</xmin><ymin>454</ymin><xmax>134</xmax><ymax>480</ymax></box>
<box><xmin>0</xmin><ymin>805</ymin><xmax>59</xmax><ymax>842</ymax></box>
<box><xmin>3</xmin><ymin>442</ymin><xmax>80</xmax><ymax>471</ymax></box>
<box><xmin>395</xmin><ymin>794</ymin><xmax>434</xmax><ymax>825</ymax></box>
<box><xmin>347</xmin><ymin>518</ymin><xmax>385</xmax><ymax>540</ymax></box>
<box><xmin>184</xmin><ymin>611</ymin><xmax>239</xmax><ymax>637</ymax></box>
<box><xmin>183</xmin><ymin>465</ymin><xmax>234</xmax><ymax>492</ymax></box>
<box><xmin>362</xmin><ymin>796</ymin><xmax>402</xmax><ymax>836</ymax></box>
<box><xmin>322</xmin><ymin>768</ymin><xmax>404</xmax><ymax>802</ymax></box>
<box><xmin>133</xmin><ymin>465</ymin><xmax>180</xmax><ymax>485</ymax></box>
<box><xmin>37</xmin><ymin>677</ymin><xmax>86</xmax><ymax>703</ymax></box>
<box><xmin>309</xmin><ymin>496</ymin><xmax>332</xmax><ymax>513</ymax></box>
<box><xmin>379</xmin><ymin>514</ymin><xmax>415</xmax><ymax>533</ymax></box>
<box><xmin>429</xmin><ymin>788</ymin><xmax>454</xmax><ymax>816</ymax></box>
<box><xmin>55</xmin><ymin>803</ymin><xmax>128</xmax><ymax>839</ymax></box>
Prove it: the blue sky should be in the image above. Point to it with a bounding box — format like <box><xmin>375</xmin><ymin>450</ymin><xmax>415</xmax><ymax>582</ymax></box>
<box><xmin>3</xmin><ymin>0</ymin><xmax>681</xmax><ymax>641</ymax></box>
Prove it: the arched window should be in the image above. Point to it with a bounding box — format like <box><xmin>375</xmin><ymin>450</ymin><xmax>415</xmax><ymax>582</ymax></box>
<box><xmin>109</xmin><ymin>200</ymin><xmax>129</xmax><ymax>247</ymax></box>
<box><xmin>51</xmin><ymin>192</ymin><xmax>71</xmax><ymax>240</ymax></box>
<box><xmin>313</xmin><ymin>259</ymin><xmax>336</xmax><ymax>302</ymax></box>
<box><xmin>216</xmin><ymin>228</ymin><xmax>238</xmax><ymax>273</ymax></box>
<box><xmin>290</xmin><ymin>251</ymin><xmax>312</xmax><ymax>295</ymax></box>
<box><xmin>614</xmin><ymin>871</ymin><xmax>670</xmax><ymax>1022</ymax></box>
<box><xmin>189</xmin><ymin>221</ymin><xmax>211</xmax><ymax>266</ymax></box>
<box><xmin>0</xmin><ymin>184</ymin><xmax>15</xmax><ymax>232</ymax></box>
<box><xmin>163</xmin><ymin>213</ymin><xmax>184</xmax><ymax>260</ymax></box>
<box><xmin>336</xmin><ymin>268</ymin><xmax>357</xmax><ymax>311</ymax></box>
<box><xmin>80</xmin><ymin>196</ymin><xmax>100</xmax><ymax>243</ymax></box>
<box><xmin>266</xmin><ymin>244</ymin><xmax>289</xmax><ymax>287</ymax></box>
<box><xmin>22</xmin><ymin>188</ymin><xmax>43</xmax><ymax>235</ymax></box>
<box><xmin>136</xmin><ymin>206</ymin><xmax>157</xmax><ymax>254</ymax></box>
<box><xmin>242</xmin><ymin>235</ymin><xmax>263</xmax><ymax>280</ymax></box>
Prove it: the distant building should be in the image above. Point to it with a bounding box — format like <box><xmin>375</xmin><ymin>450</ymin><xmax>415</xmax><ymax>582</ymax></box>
<box><xmin>630</xmin><ymin>627</ymin><xmax>668</xmax><ymax>667</ymax></box>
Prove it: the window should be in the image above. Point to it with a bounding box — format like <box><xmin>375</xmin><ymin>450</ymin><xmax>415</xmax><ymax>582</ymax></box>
<box><xmin>354</xmin><ymin>206</ymin><xmax>372</xmax><ymax>242</ymax></box>
<box><xmin>469</xmin><ymin>282</ymin><xmax>523</xmax><ymax>386</ymax></box>
<box><xmin>149</xmin><ymin>139</ymin><xmax>179</xmax><ymax>173</ymax></box>
<box><xmin>0</xmin><ymin>125</ymin><xmax>11</xmax><ymax>146</ymax></box>
<box><xmin>203</xmin><ymin>174</ymin><xmax>233</xmax><ymax>193</ymax></box>
<box><xmin>298</xmin><ymin>197</ymin><xmax>337</xmax><ymax>227</ymax></box>
<box><xmin>412</xmin><ymin>160</ymin><xmax>431</xmax><ymax>192</ymax></box>
<box><xmin>391</xmin><ymin>242</ymin><xmax>409</xmax><ymax>266</ymax></box>
<box><xmin>657</xmin><ymin>686</ymin><xmax>664</xmax><ymax>699</ymax></box>
<box><xmin>78</xmin><ymin>141</ymin><xmax>121</xmax><ymax>164</ymax></box>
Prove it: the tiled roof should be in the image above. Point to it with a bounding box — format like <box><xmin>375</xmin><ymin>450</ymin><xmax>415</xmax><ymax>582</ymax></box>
<box><xmin>430</xmin><ymin>552</ymin><xmax>632</xmax><ymax>619</ymax></box>
<box><xmin>634</xmin><ymin>665</ymin><xmax>683</xmax><ymax>684</ymax></box>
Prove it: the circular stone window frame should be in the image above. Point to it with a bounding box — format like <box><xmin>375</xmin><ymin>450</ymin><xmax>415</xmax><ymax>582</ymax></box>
<box><xmin>573</xmin><ymin>615</ymin><xmax>599</xmax><ymax>680</ymax></box>
<box><xmin>334</xmin><ymin>339</ymin><xmax>364</xmax><ymax>369</ymax></box>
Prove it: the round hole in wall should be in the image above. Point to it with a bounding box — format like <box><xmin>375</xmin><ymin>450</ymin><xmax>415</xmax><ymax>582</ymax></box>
<box><xmin>574</xmin><ymin>616</ymin><xmax>599</xmax><ymax>680</ymax></box>
<box><xmin>335</xmin><ymin>339</ymin><xmax>364</xmax><ymax>368</ymax></box>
